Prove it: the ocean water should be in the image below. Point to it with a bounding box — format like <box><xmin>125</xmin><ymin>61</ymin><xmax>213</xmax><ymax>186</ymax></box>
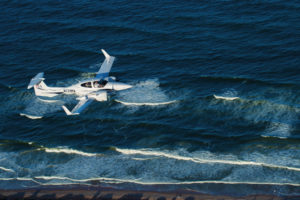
<box><xmin>1</xmin><ymin>0</ymin><xmax>300</xmax><ymax>196</ymax></box>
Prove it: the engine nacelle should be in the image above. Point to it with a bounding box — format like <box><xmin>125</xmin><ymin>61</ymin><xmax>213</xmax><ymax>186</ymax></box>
<box><xmin>76</xmin><ymin>96</ymin><xmax>87</xmax><ymax>101</ymax></box>
<box><xmin>105</xmin><ymin>76</ymin><xmax>116</xmax><ymax>82</ymax></box>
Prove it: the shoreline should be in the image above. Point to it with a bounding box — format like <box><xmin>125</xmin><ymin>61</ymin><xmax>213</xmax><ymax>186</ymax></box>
<box><xmin>0</xmin><ymin>184</ymin><xmax>298</xmax><ymax>200</ymax></box>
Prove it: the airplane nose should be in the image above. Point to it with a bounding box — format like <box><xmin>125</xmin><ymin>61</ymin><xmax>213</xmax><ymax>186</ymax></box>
<box><xmin>113</xmin><ymin>82</ymin><xmax>132</xmax><ymax>91</ymax></box>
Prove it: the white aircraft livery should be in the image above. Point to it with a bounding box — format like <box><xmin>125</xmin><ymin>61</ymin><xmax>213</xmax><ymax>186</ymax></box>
<box><xmin>27</xmin><ymin>49</ymin><xmax>132</xmax><ymax>115</ymax></box>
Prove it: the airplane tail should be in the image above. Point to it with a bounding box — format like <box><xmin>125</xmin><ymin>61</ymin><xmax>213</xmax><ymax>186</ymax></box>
<box><xmin>33</xmin><ymin>80</ymin><xmax>50</xmax><ymax>96</ymax></box>
<box><xmin>28</xmin><ymin>72</ymin><xmax>55</xmax><ymax>97</ymax></box>
<box><xmin>38</xmin><ymin>81</ymin><xmax>48</xmax><ymax>89</ymax></box>
<box><xmin>27</xmin><ymin>72</ymin><xmax>45</xmax><ymax>89</ymax></box>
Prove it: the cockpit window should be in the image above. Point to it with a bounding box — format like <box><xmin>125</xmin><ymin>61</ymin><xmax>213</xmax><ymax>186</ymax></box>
<box><xmin>93</xmin><ymin>80</ymin><xmax>108</xmax><ymax>88</ymax></box>
<box><xmin>81</xmin><ymin>82</ymin><xmax>92</xmax><ymax>88</ymax></box>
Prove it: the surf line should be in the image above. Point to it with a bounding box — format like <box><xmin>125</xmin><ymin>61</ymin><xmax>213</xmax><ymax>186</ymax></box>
<box><xmin>115</xmin><ymin>99</ymin><xmax>177</xmax><ymax>106</ymax></box>
<box><xmin>213</xmin><ymin>95</ymin><xmax>239</xmax><ymax>101</ymax></box>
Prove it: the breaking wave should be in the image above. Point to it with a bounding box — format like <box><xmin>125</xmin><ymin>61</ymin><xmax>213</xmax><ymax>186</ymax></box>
<box><xmin>0</xmin><ymin>144</ymin><xmax>299</xmax><ymax>185</ymax></box>
<box><xmin>0</xmin><ymin>166</ymin><xmax>14</xmax><ymax>173</ymax></box>
<box><xmin>213</xmin><ymin>88</ymin><xmax>239</xmax><ymax>101</ymax></box>
<box><xmin>115</xmin><ymin>99</ymin><xmax>177</xmax><ymax>106</ymax></box>
<box><xmin>116</xmin><ymin>79</ymin><xmax>176</xmax><ymax>107</ymax></box>
<box><xmin>21</xmin><ymin>96</ymin><xmax>65</xmax><ymax>118</ymax></box>
<box><xmin>213</xmin><ymin>95</ymin><xmax>239</xmax><ymax>101</ymax></box>
<box><xmin>19</xmin><ymin>113</ymin><xmax>43</xmax><ymax>119</ymax></box>
<box><xmin>0</xmin><ymin>136</ymin><xmax>299</xmax><ymax>195</ymax></box>
<box><xmin>38</xmin><ymin>147</ymin><xmax>99</xmax><ymax>157</ymax></box>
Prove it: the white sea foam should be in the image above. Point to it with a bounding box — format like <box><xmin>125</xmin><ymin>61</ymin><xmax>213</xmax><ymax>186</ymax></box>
<box><xmin>35</xmin><ymin>176</ymin><xmax>74</xmax><ymax>181</ymax></box>
<box><xmin>0</xmin><ymin>166</ymin><xmax>15</xmax><ymax>173</ymax></box>
<box><xmin>39</xmin><ymin>147</ymin><xmax>98</xmax><ymax>157</ymax></box>
<box><xmin>214</xmin><ymin>89</ymin><xmax>239</xmax><ymax>101</ymax></box>
<box><xmin>31</xmin><ymin>175</ymin><xmax>300</xmax><ymax>188</ymax></box>
<box><xmin>0</xmin><ymin>177</ymin><xmax>38</xmax><ymax>181</ymax></box>
<box><xmin>1</xmin><ymin>146</ymin><xmax>300</xmax><ymax>185</ymax></box>
<box><xmin>115</xmin><ymin>148</ymin><xmax>300</xmax><ymax>172</ymax></box>
<box><xmin>208</xmin><ymin>89</ymin><xmax>298</xmax><ymax>136</ymax></box>
<box><xmin>20</xmin><ymin>113</ymin><xmax>43</xmax><ymax>119</ymax></box>
<box><xmin>116</xmin><ymin>79</ymin><xmax>175</xmax><ymax>107</ymax></box>
<box><xmin>213</xmin><ymin>95</ymin><xmax>239</xmax><ymax>101</ymax></box>
<box><xmin>115</xmin><ymin>99</ymin><xmax>177</xmax><ymax>106</ymax></box>
<box><xmin>41</xmin><ymin>147</ymin><xmax>300</xmax><ymax>184</ymax></box>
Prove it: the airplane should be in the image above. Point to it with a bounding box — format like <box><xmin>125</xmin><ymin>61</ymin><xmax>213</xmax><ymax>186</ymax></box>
<box><xmin>27</xmin><ymin>49</ymin><xmax>132</xmax><ymax>115</ymax></box>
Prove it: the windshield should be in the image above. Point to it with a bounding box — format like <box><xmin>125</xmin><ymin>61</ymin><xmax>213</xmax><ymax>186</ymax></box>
<box><xmin>93</xmin><ymin>80</ymin><xmax>108</xmax><ymax>88</ymax></box>
<box><xmin>81</xmin><ymin>82</ymin><xmax>92</xmax><ymax>88</ymax></box>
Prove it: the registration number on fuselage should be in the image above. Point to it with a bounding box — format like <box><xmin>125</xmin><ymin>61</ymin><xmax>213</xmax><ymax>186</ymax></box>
<box><xmin>64</xmin><ymin>89</ymin><xmax>75</xmax><ymax>93</ymax></box>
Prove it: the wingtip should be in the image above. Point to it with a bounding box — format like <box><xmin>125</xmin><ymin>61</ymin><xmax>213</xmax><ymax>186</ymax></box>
<box><xmin>101</xmin><ymin>49</ymin><xmax>110</xmax><ymax>59</ymax></box>
<box><xmin>62</xmin><ymin>105</ymin><xmax>73</xmax><ymax>116</ymax></box>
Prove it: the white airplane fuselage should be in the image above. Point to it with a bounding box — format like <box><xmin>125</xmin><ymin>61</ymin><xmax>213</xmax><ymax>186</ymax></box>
<box><xmin>34</xmin><ymin>77</ymin><xmax>132</xmax><ymax>99</ymax></box>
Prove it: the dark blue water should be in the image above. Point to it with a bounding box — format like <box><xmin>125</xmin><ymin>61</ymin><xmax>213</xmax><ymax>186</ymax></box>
<box><xmin>1</xmin><ymin>0</ymin><xmax>300</xmax><ymax>196</ymax></box>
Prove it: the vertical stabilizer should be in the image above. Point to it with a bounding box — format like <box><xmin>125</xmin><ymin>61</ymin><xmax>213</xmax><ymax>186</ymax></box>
<box><xmin>33</xmin><ymin>81</ymin><xmax>48</xmax><ymax>96</ymax></box>
<box><xmin>27</xmin><ymin>72</ymin><xmax>45</xmax><ymax>89</ymax></box>
<box><xmin>38</xmin><ymin>81</ymin><xmax>48</xmax><ymax>89</ymax></box>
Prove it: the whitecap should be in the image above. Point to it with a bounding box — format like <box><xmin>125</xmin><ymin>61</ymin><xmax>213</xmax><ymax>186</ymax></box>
<box><xmin>0</xmin><ymin>166</ymin><xmax>15</xmax><ymax>173</ymax></box>
<box><xmin>115</xmin><ymin>99</ymin><xmax>177</xmax><ymax>106</ymax></box>
<box><xmin>20</xmin><ymin>113</ymin><xmax>43</xmax><ymax>119</ymax></box>
<box><xmin>213</xmin><ymin>88</ymin><xmax>239</xmax><ymax>101</ymax></box>
<box><xmin>116</xmin><ymin>79</ymin><xmax>174</xmax><ymax>106</ymax></box>
<box><xmin>213</xmin><ymin>95</ymin><xmax>239</xmax><ymax>101</ymax></box>
<box><xmin>39</xmin><ymin>147</ymin><xmax>98</xmax><ymax>157</ymax></box>
<box><xmin>115</xmin><ymin>148</ymin><xmax>300</xmax><ymax>172</ymax></box>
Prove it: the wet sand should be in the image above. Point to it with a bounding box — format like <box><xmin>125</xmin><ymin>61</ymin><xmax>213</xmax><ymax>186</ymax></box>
<box><xmin>0</xmin><ymin>184</ymin><xmax>297</xmax><ymax>200</ymax></box>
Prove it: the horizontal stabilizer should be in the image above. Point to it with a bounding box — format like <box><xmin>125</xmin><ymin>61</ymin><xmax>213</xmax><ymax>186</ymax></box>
<box><xmin>28</xmin><ymin>72</ymin><xmax>45</xmax><ymax>89</ymax></box>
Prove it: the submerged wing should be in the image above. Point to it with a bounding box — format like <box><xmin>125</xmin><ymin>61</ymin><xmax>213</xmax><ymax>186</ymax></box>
<box><xmin>95</xmin><ymin>49</ymin><xmax>115</xmax><ymax>79</ymax></box>
<box><xmin>62</xmin><ymin>97</ymin><xmax>94</xmax><ymax>115</ymax></box>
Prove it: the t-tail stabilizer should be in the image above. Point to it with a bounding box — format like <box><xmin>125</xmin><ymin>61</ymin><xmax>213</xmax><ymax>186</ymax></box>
<box><xmin>27</xmin><ymin>72</ymin><xmax>45</xmax><ymax>89</ymax></box>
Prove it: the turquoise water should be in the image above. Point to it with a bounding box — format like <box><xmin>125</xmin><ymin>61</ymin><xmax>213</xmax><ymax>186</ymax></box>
<box><xmin>0</xmin><ymin>0</ymin><xmax>300</xmax><ymax>196</ymax></box>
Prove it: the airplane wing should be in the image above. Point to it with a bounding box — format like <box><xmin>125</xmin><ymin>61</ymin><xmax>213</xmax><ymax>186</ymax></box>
<box><xmin>95</xmin><ymin>49</ymin><xmax>115</xmax><ymax>79</ymax></box>
<box><xmin>62</xmin><ymin>91</ymin><xmax>107</xmax><ymax>115</ymax></box>
<box><xmin>62</xmin><ymin>97</ymin><xmax>94</xmax><ymax>115</ymax></box>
